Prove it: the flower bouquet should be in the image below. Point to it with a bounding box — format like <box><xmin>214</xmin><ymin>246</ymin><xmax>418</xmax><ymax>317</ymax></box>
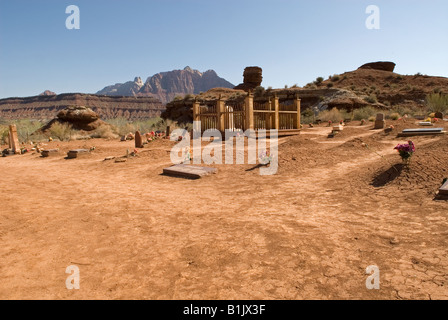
<box><xmin>394</xmin><ymin>141</ymin><xmax>415</xmax><ymax>164</ymax></box>
<box><xmin>259</xmin><ymin>150</ymin><xmax>273</xmax><ymax>165</ymax></box>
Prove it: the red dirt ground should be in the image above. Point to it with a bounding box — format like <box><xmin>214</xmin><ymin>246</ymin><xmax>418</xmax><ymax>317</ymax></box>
<box><xmin>0</xmin><ymin>120</ymin><xmax>447</xmax><ymax>300</ymax></box>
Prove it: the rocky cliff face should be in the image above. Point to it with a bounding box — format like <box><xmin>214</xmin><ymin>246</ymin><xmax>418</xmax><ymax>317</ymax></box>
<box><xmin>96</xmin><ymin>77</ymin><xmax>144</xmax><ymax>97</ymax></box>
<box><xmin>0</xmin><ymin>93</ymin><xmax>165</xmax><ymax>121</ymax></box>
<box><xmin>96</xmin><ymin>67</ymin><xmax>234</xmax><ymax>104</ymax></box>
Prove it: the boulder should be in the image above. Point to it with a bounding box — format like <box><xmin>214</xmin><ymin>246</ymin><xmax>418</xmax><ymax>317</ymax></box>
<box><xmin>57</xmin><ymin>106</ymin><xmax>99</xmax><ymax>123</ymax></box>
<box><xmin>358</xmin><ymin>62</ymin><xmax>396</xmax><ymax>72</ymax></box>
<box><xmin>39</xmin><ymin>106</ymin><xmax>109</xmax><ymax>132</ymax></box>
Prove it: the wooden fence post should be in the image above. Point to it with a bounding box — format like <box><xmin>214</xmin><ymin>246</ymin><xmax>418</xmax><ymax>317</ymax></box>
<box><xmin>217</xmin><ymin>95</ymin><xmax>225</xmax><ymax>132</ymax></box>
<box><xmin>192</xmin><ymin>100</ymin><xmax>200</xmax><ymax>122</ymax></box>
<box><xmin>265</xmin><ymin>100</ymin><xmax>271</xmax><ymax>130</ymax></box>
<box><xmin>272</xmin><ymin>95</ymin><xmax>279</xmax><ymax>130</ymax></box>
<box><xmin>245</xmin><ymin>93</ymin><xmax>254</xmax><ymax>130</ymax></box>
<box><xmin>294</xmin><ymin>95</ymin><xmax>301</xmax><ymax>129</ymax></box>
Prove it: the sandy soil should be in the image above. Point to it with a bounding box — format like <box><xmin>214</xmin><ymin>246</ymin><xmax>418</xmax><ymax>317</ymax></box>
<box><xmin>0</xmin><ymin>120</ymin><xmax>447</xmax><ymax>300</ymax></box>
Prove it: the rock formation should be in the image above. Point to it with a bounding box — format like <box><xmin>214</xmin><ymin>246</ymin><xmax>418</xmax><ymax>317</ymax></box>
<box><xmin>358</xmin><ymin>61</ymin><xmax>396</xmax><ymax>72</ymax></box>
<box><xmin>40</xmin><ymin>106</ymin><xmax>108</xmax><ymax>132</ymax></box>
<box><xmin>234</xmin><ymin>67</ymin><xmax>263</xmax><ymax>91</ymax></box>
<box><xmin>0</xmin><ymin>93</ymin><xmax>164</xmax><ymax>121</ymax></box>
<box><xmin>39</xmin><ymin>90</ymin><xmax>56</xmax><ymax>96</ymax></box>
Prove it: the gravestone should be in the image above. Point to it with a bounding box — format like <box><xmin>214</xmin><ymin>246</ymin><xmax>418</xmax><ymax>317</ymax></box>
<box><xmin>332</xmin><ymin>125</ymin><xmax>344</xmax><ymax>132</ymax></box>
<box><xmin>8</xmin><ymin>125</ymin><xmax>21</xmax><ymax>154</ymax></box>
<box><xmin>135</xmin><ymin>131</ymin><xmax>144</xmax><ymax>148</ymax></box>
<box><xmin>439</xmin><ymin>179</ymin><xmax>448</xmax><ymax>195</ymax></box>
<box><xmin>166</xmin><ymin>126</ymin><xmax>171</xmax><ymax>138</ymax></box>
<box><xmin>67</xmin><ymin>149</ymin><xmax>90</xmax><ymax>159</ymax></box>
<box><xmin>374</xmin><ymin>113</ymin><xmax>386</xmax><ymax>129</ymax></box>
<box><xmin>435</xmin><ymin>112</ymin><xmax>444</xmax><ymax>120</ymax></box>
<box><xmin>398</xmin><ymin>128</ymin><xmax>445</xmax><ymax>137</ymax></box>
<box><xmin>163</xmin><ymin>164</ymin><xmax>217</xmax><ymax>179</ymax></box>
<box><xmin>41</xmin><ymin>149</ymin><xmax>60</xmax><ymax>157</ymax></box>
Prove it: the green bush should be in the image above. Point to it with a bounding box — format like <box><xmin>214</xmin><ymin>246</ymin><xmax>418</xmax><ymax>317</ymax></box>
<box><xmin>49</xmin><ymin>122</ymin><xmax>73</xmax><ymax>141</ymax></box>
<box><xmin>318</xmin><ymin>108</ymin><xmax>348</xmax><ymax>122</ymax></box>
<box><xmin>314</xmin><ymin>77</ymin><xmax>324</xmax><ymax>85</ymax></box>
<box><xmin>331</xmin><ymin>75</ymin><xmax>340</xmax><ymax>82</ymax></box>
<box><xmin>353</xmin><ymin>106</ymin><xmax>377</xmax><ymax>121</ymax></box>
<box><xmin>254</xmin><ymin>86</ymin><xmax>266</xmax><ymax>97</ymax></box>
<box><xmin>426</xmin><ymin>93</ymin><xmax>448</xmax><ymax>114</ymax></box>
<box><xmin>0</xmin><ymin>126</ymin><xmax>8</xmax><ymax>145</ymax></box>
<box><xmin>364</xmin><ymin>94</ymin><xmax>378</xmax><ymax>104</ymax></box>
<box><xmin>389</xmin><ymin>112</ymin><xmax>400</xmax><ymax>120</ymax></box>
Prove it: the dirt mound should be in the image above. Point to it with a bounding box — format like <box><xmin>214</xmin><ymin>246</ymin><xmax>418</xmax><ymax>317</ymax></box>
<box><xmin>320</xmin><ymin>68</ymin><xmax>448</xmax><ymax>106</ymax></box>
<box><xmin>370</xmin><ymin>136</ymin><xmax>448</xmax><ymax>194</ymax></box>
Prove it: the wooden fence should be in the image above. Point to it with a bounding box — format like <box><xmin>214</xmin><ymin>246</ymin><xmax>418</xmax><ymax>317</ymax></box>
<box><xmin>193</xmin><ymin>94</ymin><xmax>301</xmax><ymax>136</ymax></box>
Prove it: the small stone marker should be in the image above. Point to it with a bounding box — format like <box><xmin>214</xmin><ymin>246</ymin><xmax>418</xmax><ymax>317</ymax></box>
<box><xmin>135</xmin><ymin>131</ymin><xmax>144</xmax><ymax>148</ymax></box>
<box><xmin>41</xmin><ymin>149</ymin><xmax>60</xmax><ymax>157</ymax></box>
<box><xmin>374</xmin><ymin>113</ymin><xmax>386</xmax><ymax>129</ymax></box>
<box><xmin>332</xmin><ymin>125</ymin><xmax>343</xmax><ymax>132</ymax></box>
<box><xmin>435</xmin><ymin>112</ymin><xmax>444</xmax><ymax>120</ymax></box>
<box><xmin>8</xmin><ymin>125</ymin><xmax>21</xmax><ymax>154</ymax></box>
<box><xmin>439</xmin><ymin>180</ymin><xmax>448</xmax><ymax>195</ymax></box>
<box><xmin>67</xmin><ymin>149</ymin><xmax>90</xmax><ymax>159</ymax></box>
<box><xmin>418</xmin><ymin>121</ymin><xmax>433</xmax><ymax>126</ymax></box>
<box><xmin>163</xmin><ymin>164</ymin><xmax>217</xmax><ymax>179</ymax></box>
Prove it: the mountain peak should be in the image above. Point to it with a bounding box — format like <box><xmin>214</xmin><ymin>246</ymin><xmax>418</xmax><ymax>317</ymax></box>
<box><xmin>97</xmin><ymin>67</ymin><xmax>234</xmax><ymax>104</ymax></box>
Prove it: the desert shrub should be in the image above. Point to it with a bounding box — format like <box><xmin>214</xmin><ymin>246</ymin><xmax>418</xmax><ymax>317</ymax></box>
<box><xmin>350</xmin><ymin>85</ymin><xmax>356</xmax><ymax>91</ymax></box>
<box><xmin>0</xmin><ymin>126</ymin><xmax>8</xmax><ymax>145</ymax></box>
<box><xmin>425</xmin><ymin>93</ymin><xmax>448</xmax><ymax>114</ymax></box>
<box><xmin>314</xmin><ymin>77</ymin><xmax>324</xmax><ymax>85</ymax></box>
<box><xmin>368</xmin><ymin>116</ymin><xmax>376</xmax><ymax>122</ymax></box>
<box><xmin>301</xmin><ymin>109</ymin><xmax>315</xmax><ymax>124</ymax></box>
<box><xmin>353</xmin><ymin>106</ymin><xmax>376</xmax><ymax>121</ymax></box>
<box><xmin>89</xmin><ymin>125</ymin><xmax>118</xmax><ymax>140</ymax></box>
<box><xmin>254</xmin><ymin>86</ymin><xmax>266</xmax><ymax>97</ymax></box>
<box><xmin>326</xmin><ymin>83</ymin><xmax>334</xmax><ymax>88</ymax></box>
<box><xmin>331</xmin><ymin>75</ymin><xmax>340</xmax><ymax>82</ymax></box>
<box><xmin>49</xmin><ymin>122</ymin><xmax>73</xmax><ymax>141</ymax></box>
<box><xmin>383</xmin><ymin>83</ymin><xmax>391</xmax><ymax>88</ymax></box>
<box><xmin>364</xmin><ymin>94</ymin><xmax>378</xmax><ymax>104</ymax></box>
<box><xmin>389</xmin><ymin>105</ymin><xmax>418</xmax><ymax>117</ymax></box>
<box><xmin>388</xmin><ymin>112</ymin><xmax>400</xmax><ymax>120</ymax></box>
<box><xmin>10</xmin><ymin>119</ymin><xmax>44</xmax><ymax>143</ymax></box>
<box><xmin>318</xmin><ymin>108</ymin><xmax>348</xmax><ymax>122</ymax></box>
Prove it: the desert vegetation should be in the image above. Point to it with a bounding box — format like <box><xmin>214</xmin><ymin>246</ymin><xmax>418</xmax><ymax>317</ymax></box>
<box><xmin>426</xmin><ymin>93</ymin><xmax>448</xmax><ymax>114</ymax></box>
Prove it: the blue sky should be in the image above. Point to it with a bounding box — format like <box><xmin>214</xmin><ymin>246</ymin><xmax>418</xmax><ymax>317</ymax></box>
<box><xmin>0</xmin><ymin>0</ymin><xmax>447</xmax><ymax>98</ymax></box>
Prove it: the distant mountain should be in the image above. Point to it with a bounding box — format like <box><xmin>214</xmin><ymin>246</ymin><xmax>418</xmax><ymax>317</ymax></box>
<box><xmin>96</xmin><ymin>66</ymin><xmax>235</xmax><ymax>104</ymax></box>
